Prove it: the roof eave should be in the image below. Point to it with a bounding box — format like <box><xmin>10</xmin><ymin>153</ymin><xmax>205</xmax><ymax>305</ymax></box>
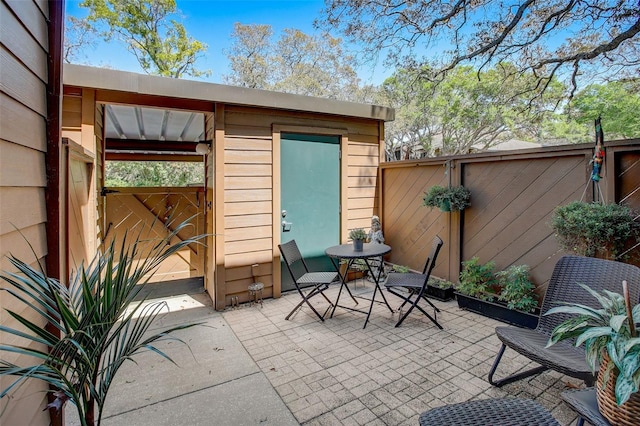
<box><xmin>63</xmin><ymin>64</ymin><xmax>395</xmax><ymax>122</ymax></box>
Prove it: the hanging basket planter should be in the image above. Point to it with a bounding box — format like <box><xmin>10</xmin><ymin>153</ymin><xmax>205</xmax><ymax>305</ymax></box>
<box><xmin>423</xmin><ymin>185</ymin><xmax>471</xmax><ymax>212</ymax></box>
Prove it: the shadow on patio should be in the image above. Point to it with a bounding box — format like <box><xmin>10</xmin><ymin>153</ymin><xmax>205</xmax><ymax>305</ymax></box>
<box><xmin>71</xmin><ymin>280</ymin><xmax>584</xmax><ymax>425</ymax></box>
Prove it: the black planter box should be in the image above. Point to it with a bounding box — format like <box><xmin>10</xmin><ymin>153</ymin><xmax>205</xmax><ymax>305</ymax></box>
<box><xmin>426</xmin><ymin>285</ymin><xmax>455</xmax><ymax>301</ymax></box>
<box><xmin>455</xmin><ymin>293</ymin><xmax>540</xmax><ymax>329</ymax></box>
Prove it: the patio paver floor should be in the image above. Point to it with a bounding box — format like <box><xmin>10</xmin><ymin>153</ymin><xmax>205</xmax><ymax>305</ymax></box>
<box><xmin>222</xmin><ymin>280</ymin><xmax>583</xmax><ymax>425</ymax></box>
<box><xmin>71</xmin><ymin>279</ymin><xmax>585</xmax><ymax>425</ymax></box>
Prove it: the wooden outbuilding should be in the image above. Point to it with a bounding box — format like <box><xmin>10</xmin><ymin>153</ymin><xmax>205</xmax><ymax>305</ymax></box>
<box><xmin>60</xmin><ymin>64</ymin><xmax>394</xmax><ymax>310</ymax></box>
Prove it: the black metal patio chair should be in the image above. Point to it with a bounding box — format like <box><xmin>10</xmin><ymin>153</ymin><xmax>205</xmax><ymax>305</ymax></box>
<box><xmin>384</xmin><ymin>235</ymin><xmax>444</xmax><ymax>328</ymax></box>
<box><xmin>278</xmin><ymin>239</ymin><xmax>337</xmax><ymax>322</ymax></box>
<box><xmin>488</xmin><ymin>255</ymin><xmax>640</xmax><ymax>387</ymax></box>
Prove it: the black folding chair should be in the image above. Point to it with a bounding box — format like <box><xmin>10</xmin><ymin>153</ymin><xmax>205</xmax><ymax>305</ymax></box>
<box><xmin>488</xmin><ymin>255</ymin><xmax>640</xmax><ymax>387</ymax></box>
<box><xmin>278</xmin><ymin>239</ymin><xmax>337</xmax><ymax>321</ymax></box>
<box><xmin>384</xmin><ymin>235</ymin><xmax>444</xmax><ymax>328</ymax></box>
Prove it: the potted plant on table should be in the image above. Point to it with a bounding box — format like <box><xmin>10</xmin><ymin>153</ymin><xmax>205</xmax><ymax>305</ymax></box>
<box><xmin>423</xmin><ymin>185</ymin><xmax>471</xmax><ymax>212</ymax></box>
<box><xmin>349</xmin><ymin>228</ymin><xmax>367</xmax><ymax>252</ymax></box>
<box><xmin>546</xmin><ymin>282</ymin><xmax>640</xmax><ymax>426</ymax></box>
<box><xmin>455</xmin><ymin>257</ymin><xmax>540</xmax><ymax>329</ymax></box>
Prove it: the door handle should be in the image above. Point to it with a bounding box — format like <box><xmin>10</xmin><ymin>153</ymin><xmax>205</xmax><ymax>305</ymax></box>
<box><xmin>282</xmin><ymin>220</ymin><xmax>292</xmax><ymax>232</ymax></box>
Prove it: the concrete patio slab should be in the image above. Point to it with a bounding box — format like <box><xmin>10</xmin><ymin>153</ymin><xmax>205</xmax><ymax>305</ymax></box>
<box><xmin>66</xmin><ymin>291</ymin><xmax>296</xmax><ymax>425</ymax></box>
<box><xmin>98</xmin><ymin>374</ymin><xmax>298</xmax><ymax>426</ymax></box>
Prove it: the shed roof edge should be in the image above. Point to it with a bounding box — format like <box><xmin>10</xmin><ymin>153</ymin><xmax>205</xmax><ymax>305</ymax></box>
<box><xmin>63</xmin><ymin>64</ymin><xmax>395</xmax><ymax>122</ymax></box>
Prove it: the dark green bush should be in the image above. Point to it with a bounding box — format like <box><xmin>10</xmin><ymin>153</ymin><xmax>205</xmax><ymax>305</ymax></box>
<box><xmin>551</xmin><ymin>201</ymin><xmax>638</xmax><ymax>259</ymax></box>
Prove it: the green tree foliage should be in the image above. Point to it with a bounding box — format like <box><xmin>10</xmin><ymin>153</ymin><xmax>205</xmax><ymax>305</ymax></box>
<box><xmin>321</xmin><ymin>1</ymin><xmax>640</xmax><ymax>99</ymax></box>
<box><xmin>105</xmin><ymin>161</ymin><xmax>203</xmax><ymax>187</ymax></box>
<box><xmin>224</xmin><ymin>23</ymin><xmax>373</xmax><ymax>102</ymax></box>
<box><xmin>540</xmin><ymin>80</ymin><xmax>640</xmax><ymax>144</ymax></box>
<box><xmin>381</xmin><ymin>64</ymin><xmax>562</xmax><ymax>157</ymax></box>
<box><xmin>571</xmin><ymin>80</ymin><xmax>640</xmax><ymax>139</ymax></box>
<box><xmin>223</xmin><ymin>23</ymin><xmax>272</xmax><ymax>89</ymax></box>
<box><xmin>80</xmin><ymin>0</ymin><xmax>209</xmax><ymax>78</ymax></box>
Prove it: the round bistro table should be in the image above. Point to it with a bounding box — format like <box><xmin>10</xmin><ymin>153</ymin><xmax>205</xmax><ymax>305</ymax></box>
<box><xmin>325</xmin><ymin>243</ymin><xmax>393</xmax><ymax>329</ymax></box>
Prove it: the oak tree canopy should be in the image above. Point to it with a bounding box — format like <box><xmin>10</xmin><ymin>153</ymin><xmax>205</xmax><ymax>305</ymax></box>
<box><xmin>320</xmin><ymin>0</ymin><xmax>640</xmax><ymax>98</ymax></box>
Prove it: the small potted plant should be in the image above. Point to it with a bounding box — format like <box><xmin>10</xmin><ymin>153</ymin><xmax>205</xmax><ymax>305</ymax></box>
<box><xmin>423</xmin><ymin>185</ymin><xmax>471</xmax><ymax>212</ymax></box>
<box><xmin>349</xmin><ymin>227</ymin><xmax>367</xmax><ymax>251</ymax></box>
<box><xmin>340</xmin><ymin>258</ymin><xmax>369</xmax><ymax>282</ymax></box>
<box><xmin>546</xmin><ymin>282</ymin><xmax>640</xmax><ymax>424</ymax></box>
<box><xmin>426</xmin><ymin>277</ymin><xmax>455</xmax><ymax>301</ymax></box>
<box><xmin>456</xmin><ymin>256</ymin><xmax>498</xmax><ymax>301</ymax></box>
<box><xmin>391</xmin><ymin>264</ymin><xmax>410</xmax><ymax>273</ymax></box>
<box><xmin>551</xmin><ymin>201</ymin><xmax>639</xmax><ymax>260</ymax></box>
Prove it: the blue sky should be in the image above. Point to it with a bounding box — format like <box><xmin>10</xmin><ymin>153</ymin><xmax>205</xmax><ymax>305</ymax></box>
<box><xmin>65</xmin><ymin>0</ymin><xmax>389</xmax><ymax>84</ymax></box>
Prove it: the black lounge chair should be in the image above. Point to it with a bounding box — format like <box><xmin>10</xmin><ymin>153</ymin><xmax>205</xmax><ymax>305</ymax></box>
<box><xmin>384</xmin><ymin>235</ymin><xmax>444</xmax><ymax>328</ymax></box>
<box><xmin>419</xmin><ymin>398</ymin><xmax>560</xmax><ymax>426</ymax></box>
<box><xmin>278</xmin><ymin>239</ymin><xmax>337</xmax><ymax>321</ymax></box>
<box><xmin>488</xmin><ymin>255</ymin><xmax>640</xmax><ymax>387</ymax></box>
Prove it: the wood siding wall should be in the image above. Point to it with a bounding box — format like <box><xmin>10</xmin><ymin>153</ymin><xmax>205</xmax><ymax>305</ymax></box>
<box><xmin>221</xmin><ymin>105</ymin><xmax>382</xmax><ymax>308</ymax></box>
<box><xmin>0</xmin><ymin>1</ymin><xmax>52</xmax><ymax>424</ymax></box>
<box><xmin>60</xmin><ymin>90</ymin><xmax>384</xmax><ymax>310</ymax></box>
<box><xmin>380</xmin><ymin>140</ymin><xmax>640</xmax><ymax>301</ymax></box>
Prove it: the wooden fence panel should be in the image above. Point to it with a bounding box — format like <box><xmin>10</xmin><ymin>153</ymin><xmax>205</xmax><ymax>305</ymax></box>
<box><xmin>616</xmin><ymin>146</ymin><xmax>640</xmax><ymax>264</ymax></box>
<box><xmin>381</xmin><ymin>163</ymin><xmax>449</xmax><ymax>277</ymax></box>
<box><xmin>461</xmin><ymin>153</ymin><xmax>590</xmax><ymax>298</ymax></box>
<box><xmin>380</xmin><ymin>141</ymin><xmax>639</xmax><ymax>297</ymax></box>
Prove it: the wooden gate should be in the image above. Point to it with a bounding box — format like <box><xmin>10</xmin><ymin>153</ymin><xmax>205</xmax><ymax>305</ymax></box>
<box><xmin>104</xmin><ymin>187</ymin><xmax>205</xmax><ymax>283</ymax></box>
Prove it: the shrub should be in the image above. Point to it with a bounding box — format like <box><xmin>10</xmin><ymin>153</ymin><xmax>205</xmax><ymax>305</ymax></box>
<box><xmin>551</xmin><ymin>201</ymin><xmax>638</xmax><ymax>259</ymax></box>
<box><xmin>457</xmin><ymin>256</ymin><xmax>497</xmax><ymax>301</ymax></box>
<box><xmin>496</xmin><ymin>265</ymin><xmax>538</xmax><ymax>312</ymax></box>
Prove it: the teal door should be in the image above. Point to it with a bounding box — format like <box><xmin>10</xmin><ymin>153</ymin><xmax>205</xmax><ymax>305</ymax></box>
<box><xmin>280</xmin><ymin>133</ymin><xmax>340</xmax><ymax>292</ymax></box>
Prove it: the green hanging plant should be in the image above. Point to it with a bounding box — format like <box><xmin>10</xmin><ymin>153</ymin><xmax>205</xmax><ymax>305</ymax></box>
<box><xmin>423</xmin><ymin>185</ymin><xmax>471</xmax><ymax>212</ymax></box>
<box><xmin>551</xmin><ymin>201</ymin><xmax>638</xmax><ymax>260</ymax></box>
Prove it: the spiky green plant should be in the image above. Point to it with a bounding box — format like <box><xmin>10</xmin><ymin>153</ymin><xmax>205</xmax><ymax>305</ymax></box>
<box><xmin>546</xmin><ymin>283</ymin><xmax>640</xmax><ymax>405</ymax></box>
<box><xmin>0</xmin><ymin>221</ymin><xmax>205</xmax><ymax>426</ymax></box>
